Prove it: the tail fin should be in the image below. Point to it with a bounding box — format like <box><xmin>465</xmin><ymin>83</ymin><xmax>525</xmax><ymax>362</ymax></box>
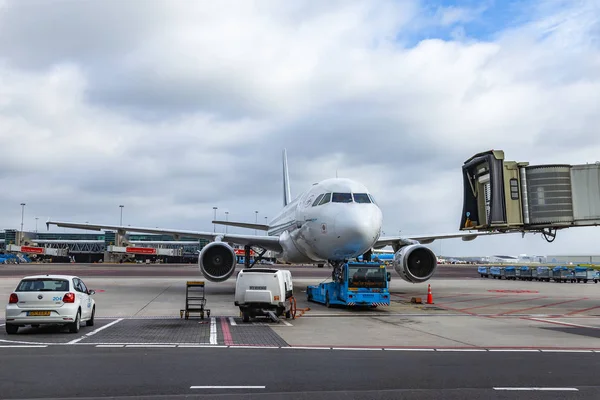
<box><xmin>282</xmin><ymin>149</ymin><xmax>292</xmax><ymax>207</ymax></box>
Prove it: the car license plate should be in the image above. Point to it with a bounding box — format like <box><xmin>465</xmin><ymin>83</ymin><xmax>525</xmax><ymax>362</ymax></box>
<box><xmin>28</xmin><ymin>311</ymin><xmax>51</xmax><ymax>316</ymax></box>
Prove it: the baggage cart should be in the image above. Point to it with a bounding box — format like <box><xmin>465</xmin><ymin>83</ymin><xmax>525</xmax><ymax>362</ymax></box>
<box><xmin>518</xmin><ymin>266</ymin><xmax>535</xmax><ymax>281</ymax></box>
<box><xmin>504</xmin><ymin>266</ymin><xmax>516</xmax><ymax>280</ymax></box>
<box><xmin>478</xmin><ymin>266</ymin><xmax>490</xmax><ymax>278</ymax></box>
<box><xmin>490</xmin><ymin>266</ymin><xmax>505</xmax><ymax>279</ymax></box>
<box><xmin>180</xmin><ymin>281</ymin><xmax>210</xmax><ymax>320</ymax></box>
<box><xmin>536</xmin><ymin>266</ymin><xmax>550</xmax><ymax>282</ymax></box>
<box><xmin>552</xmin><ymin>267</ymin><xmax>574</xmax><ymax>283</ymax></box>
<box><xmin>574</xmin><ymin>267</ymin><xmax>596</xmax><ymax>283</ymax></box>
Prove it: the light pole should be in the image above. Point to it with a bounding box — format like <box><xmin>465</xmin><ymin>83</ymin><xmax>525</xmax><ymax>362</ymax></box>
<box><xmin>254</xmin><ymin>211</ymin><xmax>258</xmax><ymax>235</ymax></box>
<box><xmin>119</xmin><ymin>205</ymin><xmax>124</xmax><ymax>225</ymax></box>
<box><xmin>225</xmin><ymin>211</ymin><xmax>229</xmax><ymax>234</ymax></box>
<box><xmin>35</xmin><ymin>217</ymin><xmax>39</xmax><ymax>233</ymax></box>
<box><xmin>20</xmin><ymin>203</ymin><xmax>25</xmax><ymax>233</ymax></box>
<box><xmin>213</xmin><ymin>207</ymin><xmax>218</xmax><ymax>232</ymax></box>
<box><xmin>264</xmin><ymin>216</ymin><xmax>267</xmax><ymax>225</ymax></box>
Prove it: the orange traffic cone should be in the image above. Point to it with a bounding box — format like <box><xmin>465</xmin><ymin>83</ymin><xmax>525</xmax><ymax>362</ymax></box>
<box><xmin>426</xmin><ymin>284</ymin><xmax>434</xmax><ymax>304</ymax></box>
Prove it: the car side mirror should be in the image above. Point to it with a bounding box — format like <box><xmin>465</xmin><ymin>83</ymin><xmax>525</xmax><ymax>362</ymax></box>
<box><xmin>88</xmin><ymin>290</ymin><xmax>96</xmax><ymax>295</ymax></box>
<box><xmin>387</xmin><ymin>272</ymin><xmax>391</xmax><ymax>282</ymax></box>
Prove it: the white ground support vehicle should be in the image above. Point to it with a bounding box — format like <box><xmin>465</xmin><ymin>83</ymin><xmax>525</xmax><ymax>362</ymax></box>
<box><xmin>234</xmin><ymin>268</ymin><xmax>295</xmax><ymax>322</ymax></box>
<box><xmin>5</xmin><ymin>275</ymin><xmax>96</xmax><ymax>335</ymax></box>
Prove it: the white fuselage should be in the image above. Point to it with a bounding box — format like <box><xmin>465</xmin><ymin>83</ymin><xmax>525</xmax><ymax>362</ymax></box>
<box><xmin>267</xmin><ymin>178</ymin><xmax>383</xmax><ymax>263</ymax></box>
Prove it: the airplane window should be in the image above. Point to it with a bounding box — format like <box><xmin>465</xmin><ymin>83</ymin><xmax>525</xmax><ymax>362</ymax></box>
<box><xmin>312</xmin><ymin>193</ymin><xmax>325</xmax><ymax>206</ymax></box>
<box><xmin>332</xmin><ymin>193</ymin><xmax>353</xmax><ymax>203</ymax></box>
<box><xmin>368</xmin><ymin>194</ymin><xmax>378</xmax><ymax>205</ymax></box>
<box><xmin>318</xmin><ymin>193</ymin><xmax>331</xmax><ymax>205</ymax></box>
<box><xmin>353</xmin><ymin>193</ymin><xmax>371</xmax><ymax>203</ymax></box>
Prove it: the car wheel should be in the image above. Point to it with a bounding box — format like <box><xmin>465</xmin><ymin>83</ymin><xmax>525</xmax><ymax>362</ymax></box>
<box><xmin>69</xmin><ymin>310</ymin><xmax>81</xmax><ymax>333</ymax></box>
<box><xmin>5</xmin><ymin>324</ymin><xmax>18</xmax><ymax>335</ymax></box>
<box><xmin>86</xmin><ymin>306</ymin><xmax>95</xmax><ymax>327</ymax></box>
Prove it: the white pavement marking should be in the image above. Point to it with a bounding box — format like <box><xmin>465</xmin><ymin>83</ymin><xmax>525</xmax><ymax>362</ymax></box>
<box><xmin>126</xmin><ymin>345</ymin><xmax>177</xmax><ymax>348</ymax></box>
<box><xmin>0</xmin><ymin>338</ymin><xmax>49</xmax><ymax>345</ymax></box>
<box><xmin>230</xmin><ymin>345</ymin><xmax>280</xmax><ymax>349</ymax></box>
<box><xmin>282</xmin><ymin>346</ymin><xmax>331</xmax><ymax>350</ymax></box>
<box><xmin>384</xmin><ymin>348</ymin><xmax>435</xmax><ymax>351</ymax></box>
<box><xmin>0</xmin><ymin>324</ymin><xmax>5</xmax><ymax>327</ymax></box>
<box><xmin>529</xmin><ymin>318</ymin><xmax>599</xmax><ymax>329</ymax></box>
<box><xmin>210</xmin><ymin>317</ymin><xmax>217</xmax><ymax>345</ymax></box>
<box><xmin>190</xmin><ymin>386</ymin><xmax>265</xmax><ymax>389</ymax></box>
<box><xmin>488</xmin><ymin>349</ymin><xmax>540</xmax><ymax>352</ymax></box>
<box><xmin>541</xmin><ymin>349</ymin><xmax>593</xmax><ymax>353</ymax></box>
<box><xmin>68</xmin><ymin>318</ymin><xmax>124</xmax><ymax>345</ymax></box>
<box><xmin>493</xmin><ymin>387</ymin><xmax>579</xmax><ymax>391</ymax></box>
<box><xmin>332</xmin><ymin>347</ymin><xmax>381</xmax><ymax>351</ymax></box>
<box><xmin>178</xmin><ymin>345</ymin><xmax>227</xmax><ymax>348</ymax></box>
<box><xmin>229</xmin><ymin>317</ymin><xmax>237</xmax><ymax>326</ymax></box>
<box><xmin>436</xmin><ymin>349</ymin><xmax>487</xmax><ymax>352</ymax></box>
<box><xmin>281</xmin><ymin>320</ymin><xmax>293</xmax><ymax>327</ymax></box>
<box><xmin>96</xmin><ymin>345</ymin><xmax>124</xmax><ymax>348</ymax></box>
<box><xmin>0</xmin><ymin>345</ymin><xmax>47</xmax><ymax>348</ymax></box>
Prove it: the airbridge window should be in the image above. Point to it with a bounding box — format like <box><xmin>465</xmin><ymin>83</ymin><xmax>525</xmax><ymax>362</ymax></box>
<box><xmin>318</xmin><ymin>193</ymin><xmax>331</xmax><ymax>205</ymax></box>
<box><xmin>353</xmin><ymin>193</ymin><xmax>371</xmax><ymax>203</ymax></box>
<box><xmin>332</xmin><ymin>193</ymin><xmax>353</xmax><ymax>203</ymax></box>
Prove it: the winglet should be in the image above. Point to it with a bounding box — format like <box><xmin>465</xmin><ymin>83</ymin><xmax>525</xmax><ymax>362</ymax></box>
<box><xmin>283</xmin><ymin>149</ymin><xmax>291</xmax><ymax>207</ymax></box>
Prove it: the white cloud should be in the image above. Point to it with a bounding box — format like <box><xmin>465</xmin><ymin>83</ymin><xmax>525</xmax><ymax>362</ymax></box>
<box><xmin>0</xmin><ymin>0</ymin><xmax>599</xmax><ymax>257</ymax></box>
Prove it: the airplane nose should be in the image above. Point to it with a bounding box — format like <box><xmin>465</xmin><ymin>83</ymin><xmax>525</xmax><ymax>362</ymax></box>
<box><xmin>333</xmin><ymin>206</ymin><xmax>382</xmax><ymax>256</ymax></box>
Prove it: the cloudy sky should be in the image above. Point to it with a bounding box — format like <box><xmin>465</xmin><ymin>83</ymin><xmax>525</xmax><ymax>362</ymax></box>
<box><xmin>0</xmin><ymin>0</ymin><xmax>599</xmax><ymax>257</ymax></box>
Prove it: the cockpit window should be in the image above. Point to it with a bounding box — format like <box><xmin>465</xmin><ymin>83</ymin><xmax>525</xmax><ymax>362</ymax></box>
<box><xmin>368</xmin><ymin>194</ymin><xmax>378</xmax><ymax>205</ymax></box>
<box><xmin>312</xmin><ymin>193</ymin><xmax>325</xmax><ymax>206</ymax></box>
<box><xmin>318</xmin><ymin>192</ymin><xmax>331</xmax><ymax>205</ymax></box>
<box><xmin>332</xmin><ymin>193</ymin><xmax>353</xmax><ymax>203</ymax></box>
<box><xmin>353</xmin><ymin>193</ymin><xmax>371</xmax><ymax>203</ymax></box>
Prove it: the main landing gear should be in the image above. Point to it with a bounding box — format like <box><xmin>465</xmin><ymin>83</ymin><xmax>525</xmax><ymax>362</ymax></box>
<box><xmin>243</xmin><ymin>245</ymin><xmax>268</xmax><ymax>268</ymax></box>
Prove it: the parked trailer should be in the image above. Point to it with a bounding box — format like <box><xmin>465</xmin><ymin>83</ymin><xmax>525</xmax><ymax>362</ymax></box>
<box><xmin>574</xmin><ymin>267</ymin><xmax>597</xmax><ymax>283</ymax></box>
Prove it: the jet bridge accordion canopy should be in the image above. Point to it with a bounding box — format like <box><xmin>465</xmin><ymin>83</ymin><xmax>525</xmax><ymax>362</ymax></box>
<box><xmin>460</xmin><ymin>150</ymin><xmax>600</xmax><ymax>233</ymax></box>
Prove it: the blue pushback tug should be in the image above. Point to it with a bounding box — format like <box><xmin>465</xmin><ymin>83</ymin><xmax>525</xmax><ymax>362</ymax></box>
<box><xmin>306</xmin><ymin>261</ymin><xmax>391</xmax><ymax>307</ymax></box>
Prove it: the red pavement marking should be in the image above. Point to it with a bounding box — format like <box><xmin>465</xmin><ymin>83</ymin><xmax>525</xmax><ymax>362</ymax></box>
<box><xmin>460</xmin><ymin>296</ymin><xmax>547</xmax><ymax>312</ymax></box>
<box><xmin>565</xmin><ymin>305</ymin><xmax>600</xmax><ymax>316</ymax></box>
<box><xmin>497</xmin><ymin>298</ymin><xmax>586</xmax><ymax>316</ymax></box>
<box><xmin>220</xmin><ymin>317</ymin><xmax>234</xmax><ymax>346</ymax></box>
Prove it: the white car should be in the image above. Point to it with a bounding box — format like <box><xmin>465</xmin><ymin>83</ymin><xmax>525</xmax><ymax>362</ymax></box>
<box><xmin>5</xmin><ymin>274</ymin><xmax>96</xmax><ymax>335</ymax></box>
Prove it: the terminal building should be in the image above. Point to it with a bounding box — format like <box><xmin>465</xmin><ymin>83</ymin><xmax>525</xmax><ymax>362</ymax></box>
<box><xmin>0</xmin><ymin>229</ymin><xmax>278</xmax><ymax>264</ymax></box>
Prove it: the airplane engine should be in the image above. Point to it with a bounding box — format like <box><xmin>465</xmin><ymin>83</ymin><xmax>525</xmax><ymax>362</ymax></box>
<box><xmin>393</xmin><ymin>244</ymin><xmax>438</xmax><ymax>283</ymax></box>
<box><xmin>198</xmin><ymin>241</ymin><xmax>237</xmax><ymax>283</ymax></box>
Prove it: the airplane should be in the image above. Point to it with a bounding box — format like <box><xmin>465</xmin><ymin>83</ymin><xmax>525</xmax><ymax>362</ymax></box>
<box><xmin>46</xmin><ymin>149</ymin><xmax>499</xmax><ymax>284</ymax></box>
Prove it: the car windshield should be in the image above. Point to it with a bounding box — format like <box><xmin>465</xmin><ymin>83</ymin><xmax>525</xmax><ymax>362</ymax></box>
<box><xmin>16</xmin><ymin>278</ymin><xmax>69</xmax><ymax>292</ymax></box>
<box><xmin>347</xmin><ymin>266</ymin><xmax>386</xmax><ymax>288</ymax></box>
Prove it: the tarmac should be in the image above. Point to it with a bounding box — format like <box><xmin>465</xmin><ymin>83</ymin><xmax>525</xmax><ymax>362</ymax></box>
<box><xmin>1</xmin><ymin>263</ymin><xmax>599</xmax><ymax>399</ymax></box>
<box><xmin>0</xmin><ymin>263</ymin><xmax>598</xmax><ymax>350</ymax></box>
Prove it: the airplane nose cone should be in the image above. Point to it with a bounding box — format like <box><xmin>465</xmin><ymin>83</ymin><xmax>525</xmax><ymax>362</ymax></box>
<box><xmin>333</xmin><ymin>205</ymin><xmax>382</xmax><ymax>257</ymax></box>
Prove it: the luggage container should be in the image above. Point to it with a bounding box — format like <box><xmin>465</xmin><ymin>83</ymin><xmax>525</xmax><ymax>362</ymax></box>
<box><xmin>536</xmin><ymin>266</ymin><xmax>551</xmax><ymax>282</ymax></box>
<box><xmin>552</xmin><ymin>266</ymin><xmax>574</xmax><ymax>283</ymax></box>
<box><xmin>490</xmin><ymin>266</ymin><xmax>505</xmax><ymax>279</ymax></box>
<box><xmin>518</xmin><ymin>266</ymin><xmax>536</xmax><ymax>281</ymax></box>
<box><xmin>574</xmin><ymin>267</ymin><xmax>597</xmax><ymax>283</ymax></box>
<box><xmin>504</xmin><ymin>266</ymin><xmax>516</xmax><ymax>280</ymax></box>
<box><xmin>478</xmin><ymin>266</ymin><xmax>490</xmax><ymax>278</ymax></box>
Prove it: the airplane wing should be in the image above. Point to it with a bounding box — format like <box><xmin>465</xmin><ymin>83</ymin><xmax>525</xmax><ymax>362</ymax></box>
<box><xmin>374</xmin><ymin>230</ymin><xmax>503</xmax><ymax>249</ymax></box>
<box><xmin>45</xmin><ymin>220</ymin><xmax>283</xmax><ymax>252</ymax></box>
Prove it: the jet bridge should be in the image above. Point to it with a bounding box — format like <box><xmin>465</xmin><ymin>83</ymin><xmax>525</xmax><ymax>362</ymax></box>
<box><xmin>460</xmin><ymin>150</ymin><xmax>600</xmax><ymax>242</ymax></box>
